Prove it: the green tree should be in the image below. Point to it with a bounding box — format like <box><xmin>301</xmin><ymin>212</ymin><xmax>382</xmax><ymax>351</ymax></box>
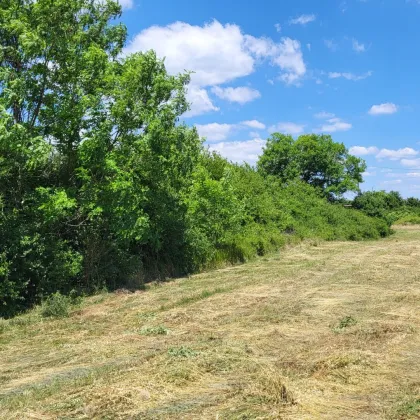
<box><xmin>353</xmin><ymin>190</ymin><xmax>405</xmax><ymax>220</ymax></box>
<box><xmin>1</xmin><ymin>0</ymin><xmax>127</xmax><ymax>314</ymax></box>
<box><xmin>406</xmin><ymin>197</ymin><xmax>420</xmax><ymax>208</ymax></box>
<box><xmin>258</xmin><ymin>133</ymin><xmax>366</xmax><ymax>199</ymax></box>
<box><xmin>0</xmin><ymin>0</ymin><xmax>201</xmax><ymax>315</ymax></box>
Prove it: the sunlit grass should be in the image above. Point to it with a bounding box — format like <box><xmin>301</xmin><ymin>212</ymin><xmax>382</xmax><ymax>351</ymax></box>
<box><xmin>1</xmin><ymin>226</ymin><xmax>419</xmax><ymax>418</ymax></box>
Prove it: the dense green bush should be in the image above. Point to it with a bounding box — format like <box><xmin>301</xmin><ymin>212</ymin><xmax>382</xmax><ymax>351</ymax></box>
<box><xmin>40</xmin><ymin>292</ymin><xmax>72</xmax><ymax>319</ymax></box>
<box><xmin>354</xmin><ymin>191</ymin><xmax>420</xmax><ymax>225</ymax></box>
<box><xmin>39</xmin><ymin>290</ymin><xmax>82</xmax><ymax>318</ymax></box>
<box><xmin>258</xmin><ymin>133</ymin><xmax>366</xmax><ymax>198</ymax></box>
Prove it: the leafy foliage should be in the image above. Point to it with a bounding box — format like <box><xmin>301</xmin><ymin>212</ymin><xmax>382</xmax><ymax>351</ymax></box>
<box><xmin>40</xmin><ymin>292</ymin><xmax>72</xmax><ymax>318</ymax></box>
<box><xmin>258</xmin><ymin>133</ymin><xmax>366</xmax><ymax>199</ymax></box>
<box><xmin>0</xmin><ymin>0</ymin><xmax>391</xmax><ymax>318</ymax></box>
<box><xmin>353</xmin><ymin>190</ymin><xmax>420</xmax><ymax>225</ymax></box>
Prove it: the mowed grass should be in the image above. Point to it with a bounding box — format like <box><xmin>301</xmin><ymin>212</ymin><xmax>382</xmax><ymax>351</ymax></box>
<box><xmin>1</xmin><ymin>227</ymin><xmax>420</xmax><ymax>419</ymax></box>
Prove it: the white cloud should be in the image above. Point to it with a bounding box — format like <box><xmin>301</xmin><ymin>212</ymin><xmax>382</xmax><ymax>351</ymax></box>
<box><xmin>349</xmin><ymin>146</ymin><xmax>379</xmax><ymax>156</ymax></box>
<box><xmin>362</xmin><ymin>171</ymin><xmax>376</xmax><ymax>177</ymax></box>
<box><xmin>349</xmin><ymin>146</ymin><xmax>418</xmax><ymax>160</ymax></box>
<box><xmin>368</xmin><ymin>103</ymin><xmax>398</xmax><ymax>115</ymax></box>
<box><xmin>407</xmin><ymin>172</ymin><xmax>420</xmax><ymax>177</ymax></box>
<box><xmin>328</xmin><ymin>71</ymin><xmax>372</xmax><ymax>81</ymax></box>
<box><xmin>245</xmin><ymin>36</ymin><xmax>306</xmax><ymax>85</ymax></box>
<box><xmin>210</xmin><ymin>138</ymin><xmax>266</xmax><ymax>164</ymax></box>
<box><xmin>289</xmin><ymin>14</ymin><xmax>316</xmax><ymax>25</ymax></box>
<box><xmin>124</xmin><ymin>21</ymin><xmax>307</xmax><ymax>117</ymax></box>
<box><xmin>274</xmin><ymin>38</ymin><xmax>306</xmax><ymax>85</ymax></box>
<box><xmin>268</xmin><ymin>122</ymin><xmax>305</xmax><ymax>135</ymax></box>
<box><xmin>275</xmin><ymin>23</ymin><xmax>282</xmax><ymax>33</ymax></box>
<box><xmin>184</xmin><ymin>86</ymin><xmax>219</xmax><ymax>118</ymax></box>
<box><xmin>314</xmin><ymin>117</ymin><xmax>352</xmax><ymax>133</ymax></box>
<box><xmin>385</xmin><ymin>172</ymin><xmax>403</xmax><ymax>178</ymax></box>
<box><xmin>401</xmin><ymin>158</ymin><xmax>420</xmax><ymax>168</ymax></box>
<box><xmin>376</xmin><ymin>148</ymin><xmax>418</xmax><ymax>160</ymax></box>
<box><xmin>352</xmin><ymin>39</ymin><xmax>366</xmax><ymax>52</ymax></box>
<box><xmin>314</xmin><ymin>111</ymin><xmax>335</xmax><ymax>119</ymax></box>
<box><xmin>195</xmin><ymin>119</ymin><xmax>266</xmax><ymax>141</ymax></box>
<box><xmin>119</xmin><ymin>0</ymin><xmax>134</xmax><ymax>9</ymax></box>
<box><xmin>243</xmin><ymin>36</ymin><xmax>276</xmax><ymax>57</ymax></box>
<box><xmin>195</xmin><ymin>123</ymin><xmax>234</xmax><ymax>142</ymax></box>
<box><xmin>211</xmin><ymin>86</ymin><xmax>261</xmax><ymax>104</ymax></box>
<box><xmin>324</xmin><ymin>39</ymin><xmax>338</xmax><ymax>51</ymax></box>
<box><xmin>124</xmin><ymin>21</ymin><xmax>256</xmax><ymax>87</ymax></box>
<box><xmin>307</xmin><ymin>43</ymin><xmax>311</xmax><ymax>51</ymax></box>
<box><xmin>382</xmin><ymin>179</ymin><xmax>402</xmax><ymax>185</ymax></box>
<box><xmin>241</xmin><ymin>120</ymin><xmax>266</xmax><ymax>129</ymax></box>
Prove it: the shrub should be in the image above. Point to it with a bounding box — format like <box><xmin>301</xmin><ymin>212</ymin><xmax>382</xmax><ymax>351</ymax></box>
<box><xmin>40</xmin><ymin>292</ymin><xmax>72</xmax><ymax>319</ymax></box>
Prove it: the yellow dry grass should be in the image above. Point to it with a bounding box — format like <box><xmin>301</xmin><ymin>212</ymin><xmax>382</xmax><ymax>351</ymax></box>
<box><xmin>1</xmin><ymin>226</ymin><xmax>420</xmax><ymax>419</ymax></box>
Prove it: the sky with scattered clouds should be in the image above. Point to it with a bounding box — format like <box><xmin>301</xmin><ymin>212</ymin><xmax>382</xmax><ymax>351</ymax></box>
<box><xmin>120</xmin><ymin>0</ymin><xmax>420</xmax><ymax>197</ymax></box>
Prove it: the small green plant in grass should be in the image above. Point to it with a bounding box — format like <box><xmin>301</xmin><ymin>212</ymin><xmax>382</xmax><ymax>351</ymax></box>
<box><xmin>168</xmin><ymin>346</ymin><xmax>197</xmax><ymax>358</ymax></box>
<box><xmin>395</xmin><ymin>398</ymin><xmax>420</xmax><ymax>418</ymax></box>
<box><xmin>40</xmin><ymin>290</ymin><xmax>83</xmax><ymax>319</ymax></box>
<box><xmin>138</xmin><ymin>311</ymin><xmax>157</xmax><ymax>321</ymax></box>
<box><xmin>40</xmin><ymin>292</ymin><xmax>71</xmax><ymax>318</ymax></box>
<box><xmin>69</xmin><ymin>289</ymin><xmax>83</xmax><ymax>306</ymax></box>
<box><xmin>0</xmin><ymin>318</ymin><xmax>8</xmax><ymax>333</ymax></box>
<box><xmin>140</xmin><ymin>325</ymin><xmax>169</xmax><ymax>336</ymax></box>
<box><xmin>333</xmin><ymin>316</ymin><xmax>357</xmax><ymax>333</ymax></box>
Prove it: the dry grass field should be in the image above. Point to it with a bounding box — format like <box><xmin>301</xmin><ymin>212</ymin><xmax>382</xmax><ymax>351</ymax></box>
<box><xmin>1</xmin><ymin>226</ymin><xmax>419</xmax><ymax>419</ymax></box>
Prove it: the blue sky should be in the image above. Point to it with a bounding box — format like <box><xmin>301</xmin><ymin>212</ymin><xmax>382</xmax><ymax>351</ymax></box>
<box><xmin>118</xmin><ymin>0</ymin><xmax>420</xmax><ymax>197</ymax></box>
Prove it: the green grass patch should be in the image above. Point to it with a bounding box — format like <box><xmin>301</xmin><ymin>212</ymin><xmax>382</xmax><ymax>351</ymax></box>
<box><xmin>168</xmin><ymin>346</ymin><xmax>198</xmax><ymax>358</ymax></box>
<box><xmin>139</xmin><ymin>325</ymin><xmax>169</xmax><ymax>336</ymax></box>
<box><xmin>394</xmin><ymin>397</ymin><xmax>420</xmax><ymax>418</ymax></box>
<box><xmin>332</xmin><ymin>316</ymin><xmax>358</xmax><ymax>333</ymax></box>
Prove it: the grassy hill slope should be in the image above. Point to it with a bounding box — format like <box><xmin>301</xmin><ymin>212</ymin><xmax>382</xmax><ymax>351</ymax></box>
<box><xmin>1</xmin><ymin>227</ymin><xmax>420</xmax><ymax>419</ymax></box>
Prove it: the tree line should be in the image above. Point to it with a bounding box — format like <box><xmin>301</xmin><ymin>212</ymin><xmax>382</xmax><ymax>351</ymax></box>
<box><xmin>0</xmin><ymin>0</ymin><xmax>391</xmax><ymax>317</ymax></box>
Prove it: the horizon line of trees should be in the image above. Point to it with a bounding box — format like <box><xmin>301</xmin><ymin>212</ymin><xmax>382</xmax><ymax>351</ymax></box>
<box><xmin>0</xmin><ymin>0</ymin><xmax>393</xmax><ymax>318</ymax></box>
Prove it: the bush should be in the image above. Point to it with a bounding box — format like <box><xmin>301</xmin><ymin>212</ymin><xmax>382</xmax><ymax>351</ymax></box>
<box><xmin>40</xmin><ymin>292</ymin><xmax>72</xmax><ymax>319</ymax></box>
<box><xmin>353</xmin><ymin>191</ymin><xmax>420</xmax><ymax>227</ymax></box>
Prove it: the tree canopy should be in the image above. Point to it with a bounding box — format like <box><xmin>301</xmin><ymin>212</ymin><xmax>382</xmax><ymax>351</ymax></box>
<box><xmin>0</xmin><ymin>0</ymin><xmax>390</xmax><ymax>318</ymax></box>
<box><xmin>0</xmin><ymin>0</ymin><xmax>202</xmax><ymax>315</ymax></box>
<box><xmin>257</xmin><ymin>133</ymin><xmax>366</xmax><ymax>198</ymax></box>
